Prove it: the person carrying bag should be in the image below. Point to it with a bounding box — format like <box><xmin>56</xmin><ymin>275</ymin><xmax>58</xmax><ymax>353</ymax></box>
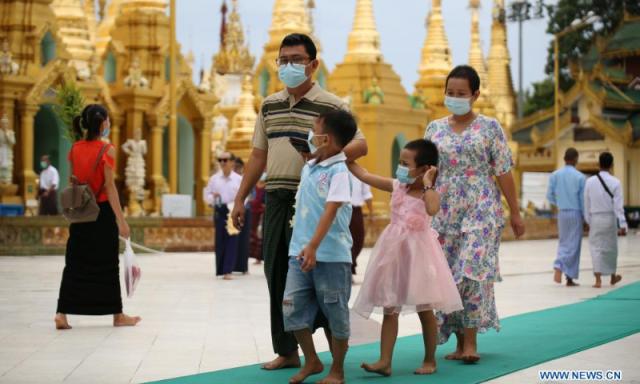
<box><xmin>54</xmin><ymin>104</ymin><xmax>141</xmax><ymax>330</ymax></box>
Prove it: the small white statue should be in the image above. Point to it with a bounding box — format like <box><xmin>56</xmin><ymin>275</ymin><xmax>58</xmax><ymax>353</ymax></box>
<box><xmin>75</xmin><ymin>64</ymin><xmax>91</xmax><ymax>81</ymax></box>
<box><xmin>124</xmin><ymin>57</ymin><xmax>149</xmax><ymax>89</ymax></box>
<box><xmin>122</xmin><ymin>129</ymin><xmax>147</xmax><ymax>202</ymax></box>
<box><xmin>0</xmin><ymin>40</ymin><xmax>19</xmax><ymax>75</ymax></box>
<box><xmin>0</xmin><ymin>114</ymin><xmax>16</xmax><ymax>184</ymax></box>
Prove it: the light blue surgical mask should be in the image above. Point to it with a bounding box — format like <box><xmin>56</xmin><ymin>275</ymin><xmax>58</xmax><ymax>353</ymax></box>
<box><xmin>102</xmin><ymin>127</ymin><xmax>110</xmax><ymax>138</ymax></box>
<box><xmin>396</xmin><ymin>165</ymin><xmax>416</xmax><ymax>184</ymax></box>
<box><xmin>278</xmin><ymin>63</ymin><xmax>308</xmax><ymax>88</ymax></box>
<box><xmin>307</xmin><ymin>131</ymin><xmax>327</xmax><ymax>155</ymax></box>
<box><xmin>444</xmin><ymin>95</ymin><xmax>472</xmax><ymax>116</ymax></box>
<box><xmin>40</xmin><ymin>161</ymin><xmax>48</xmax><ymax>169</ymax></box>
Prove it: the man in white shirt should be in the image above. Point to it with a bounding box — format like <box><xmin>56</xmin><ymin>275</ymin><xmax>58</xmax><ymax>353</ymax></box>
<box><xmin>349</xmin><ymin>174</ymin><xmax>373</xmax><ymax>277</ymax></box>
<box><xmin>584</xmin><ymin>152</ymin><xmax>628</xmax><ymax>288</ymax></box>
<box><xmin>204</xmin><ymin>152</ymin><xmax>242</xmax><ymax>280</ymax></box>
<box><xmin>38</xmin><ymin>155</ymin><xmax>59</xmax><ymax>215</ymax></box>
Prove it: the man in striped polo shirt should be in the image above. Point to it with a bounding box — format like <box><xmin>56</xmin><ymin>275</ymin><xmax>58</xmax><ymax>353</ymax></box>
<box><xmin>231</xmin><ymin>33</ymin><xmax>367</xmax><ymax>371</ymax></box>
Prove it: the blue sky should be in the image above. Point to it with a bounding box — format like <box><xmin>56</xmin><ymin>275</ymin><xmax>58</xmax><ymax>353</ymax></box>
<box><xmin>176</xmin><ymin>0</ymin><xmax>552</xmax><ymax>94</ymax></box>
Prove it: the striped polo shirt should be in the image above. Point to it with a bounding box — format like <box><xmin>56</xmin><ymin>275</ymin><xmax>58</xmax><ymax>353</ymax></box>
<box><xmin>252</xmin><ymin>83</ymin><xmax>365</xmax><ymax>191</ymax></box>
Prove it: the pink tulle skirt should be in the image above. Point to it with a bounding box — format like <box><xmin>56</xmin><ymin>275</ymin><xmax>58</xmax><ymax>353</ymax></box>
<box><xmin>354</xmin><ymin>224</ymin><xmax>463</xmax><ymax>318</ymax></box>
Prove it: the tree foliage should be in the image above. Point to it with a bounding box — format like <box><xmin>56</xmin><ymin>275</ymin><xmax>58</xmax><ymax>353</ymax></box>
<box><xmin>523</xmin><ymin>0</ymin><xmax>640</xmax><ymax>116</ymax></box>
<box><xmin>54</xmin><ymin>82</ymin><xmax>85</xmax><ymax>143</ymax></box>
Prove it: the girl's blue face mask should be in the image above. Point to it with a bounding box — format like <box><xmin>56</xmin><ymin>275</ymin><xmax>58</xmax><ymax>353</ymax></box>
<box><xmin>396</xmin><ymin>165</ymin><xmax>416</xmax><ymax>184</ymax></box>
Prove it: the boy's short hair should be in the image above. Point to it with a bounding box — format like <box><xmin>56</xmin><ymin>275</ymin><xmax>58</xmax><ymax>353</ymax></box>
<box><xmin>404</xmin><ymin>139</ymin><xmax>439</xmax><ymax>167</ymax></box>
<box><xmin>318</xmin><ymin>110</ymin><xmax>357</xmax><ymax>148</ymax></box>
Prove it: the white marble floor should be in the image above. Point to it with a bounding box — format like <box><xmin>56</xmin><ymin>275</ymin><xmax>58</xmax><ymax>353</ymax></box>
<box><xmin>0</xmin><ymin>234</ymin><xmax>639</xmax><ymax>384</ymax></box>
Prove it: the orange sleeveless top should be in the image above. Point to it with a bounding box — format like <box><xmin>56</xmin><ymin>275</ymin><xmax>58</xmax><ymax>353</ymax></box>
<box><xmin>68</xmin><ymin>140</ymin><xmax>115</xmax><ymax>203</ymax></box>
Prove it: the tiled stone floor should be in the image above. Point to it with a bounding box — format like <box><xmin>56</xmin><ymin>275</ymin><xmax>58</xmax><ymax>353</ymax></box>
<box><xmin>0</xmin><ymin>233</ymin><xmax>638</xmax><ymax>383</ymax></box>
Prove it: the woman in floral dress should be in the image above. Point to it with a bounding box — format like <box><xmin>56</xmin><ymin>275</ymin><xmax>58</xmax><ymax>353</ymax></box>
<box><xmin>424</xmin><ymin>65</ymin><xmax>525</xmax><ymax>363</ymax></box>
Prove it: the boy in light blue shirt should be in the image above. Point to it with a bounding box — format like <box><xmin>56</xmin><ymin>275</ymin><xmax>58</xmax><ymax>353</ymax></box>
<box><xmin>283</xmin><ymin>110</ymin><xmax>357</xmax><ymax>384</ymax></box>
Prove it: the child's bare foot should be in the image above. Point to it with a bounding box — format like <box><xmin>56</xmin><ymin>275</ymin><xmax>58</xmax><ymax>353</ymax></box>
<box><xmin>593</xmin><ymin>281</ymin><xmax>602</xmax><ymax>288</ymax></box>
<box><xmin>113</xmin><ymin>313</ymin><xmax>141</xmax><ymax>327</ymax></box>
<box><xmin>611</xmin><ymin>274</ymin><xmax>622</xmax><ymax>285</ymax></box>
<box><xmin>361</xmin><ymin>360</ymin><xmax>391</xmax><ymax>376</ymax></box>
<box><xmin>288</xmin><ymin>359</ymin><xmax>323</xmax><ymax>384</ymax></box>
<box><xmin>414</xmin><ymin>360</ymin><xmax>437</xmax><ymax>375</ymax></box>
<box><xmin>566</xmin><ymin>278</ymin><xmax>579</xmax><ymax>287</ymax></box>
<box><xmin>54</xmin><ymin>313</ymin><xmax>71</xmax><ymax>330</ymax></box>
<box><xmin>316</xmin><ymin>369</ymin><xmax>344</xmax><ymax>384</ymax></box>
<box><xmin>553</xmin><ymin>268</ymin><xmax>562</xmax><ymax>283</ymax></box>
<box><xmin>262</xmin><ymin>354</ymin><xmax>301</xmax><ymax>370</ymax></box>
<box><xmin>461</xmin><ymin>345</ymin><xmax>480</xmax><ymax>364</ymax></box>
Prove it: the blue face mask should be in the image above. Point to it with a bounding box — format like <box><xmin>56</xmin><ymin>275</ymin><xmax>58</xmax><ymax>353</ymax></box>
<box><xmin>101</xmin><ymin>120</ymin><xmax>111</xmax><ymax>138</ymax></box>
<box><xmin>396</xmin><ymin>165</ymin><xmax>416</xmax><ymax>184</ymax></box>
<box><xmin>278</xmin><ymin>63</ymin><xmax>308</xmax><ymax>88</ymax></box>
<box><xmin>444</xmin><ymin>96</ymin><xmax>472</xmax><ymax>116</ymax></box>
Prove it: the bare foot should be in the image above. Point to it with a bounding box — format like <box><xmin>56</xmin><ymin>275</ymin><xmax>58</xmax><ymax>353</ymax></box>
<box><xmin>361</xmin><ymin>360</ymin><xmax>391</xmax><ymax>376</ymax></box>
<box><xmin>553</xmin><ymin>268</ymin><xmax>562</xmax><ymax>284</ymax></box>
<box><xmin>461</xmin><ymin>345</ymin><xmax>480</xmax><ymax>364</ymax></box>
<box><xmin>566</xmin><ymin>279</ymin><xmax>579</xmax><ymax>287</ymax></box>
<box><xmin>54</xmin><ymin>313</ymin><xmax>71</xmax><ymax>330</ymax></box>
<box><xmin>253</xmin><ymin>260</ymin><xmax>262</xmax><ymax>265</ymax></box>
<box><xmin>611</xmin><ymin>275</ymin><xmax>622</xmax><ymax>285</ymax></box>
<box><xmin>593</xmin><ymin>281</ymin><xmax>602</xmax><ymax>288</ymax></box>
<box><xmin>223</xmin><ymin>274</ymin><xmax>233</xmax><ymax>280</ymax></box>
<box><xmin>414</xmin><ymin>360</ymin><xmax>437</xmax><ymax>375</ymax></box>
<box><xmin>113</xmin><ymin>313</ymin><xmax>141</xmax><ymax>327</ymax></box>
<box><xmin>288</xmin><ymin>359</ymin><xmax>323</xmax><ymax>384</ymax></box>
<box><xmin>444</xmin><ymin>350</ymin><xmax>463</xmax><ymax>360</ymax></box>
<box><xmin>316</xmin><ymin>370</ymin><xmax>344</xmax><ymax>384</ymax></box>
<box><xmin>262</xmin><ymin>354</ymin><xmax>301</xmax><ymax>370</ymax></box>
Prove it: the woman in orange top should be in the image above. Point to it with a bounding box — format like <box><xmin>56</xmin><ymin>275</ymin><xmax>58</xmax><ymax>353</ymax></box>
<box><xmin>55</xmin><ymin>104</ymin><xmax>141</xmax><ymax>330</ymax></box>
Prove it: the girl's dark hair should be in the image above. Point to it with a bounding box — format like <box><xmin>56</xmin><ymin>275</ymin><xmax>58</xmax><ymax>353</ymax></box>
<box><xmin>72</xmin><ymin>104</ymin><xmax>109</xmax><ymax>141</ymax></box>
<box><xmin>404</xmin><ymin>139</ymin><xmax>439</xmax><ymax>167</ymax></box>
<box><xmin>445</xmin><ymin>65</ymin><xmax>480</xmax><ymax>93</ymax></box>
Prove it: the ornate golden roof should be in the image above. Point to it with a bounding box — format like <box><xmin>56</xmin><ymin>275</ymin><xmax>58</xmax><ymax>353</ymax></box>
<box><xmin>51</xmin><ymin>0</ymin><xmax>95</xmax><ymax>80</ymax></box>
<box><xmin>468</xmin><ymin>0</ymin><xmax>495</xmax><ymax>117</ymax></box>
<box><xmin>487</xmin><ymin>0</ymin><xmax>516</xmax><ymax>131</ymax></box>
<box><xmin>213</xmin><ymin>0</ymin><xmax>255</xmax><ymax>75</ymax></box>
<box><xmin>344</xmin><ymin>0</ymin><xmax>382</xmax><ymax>63</ymax></box>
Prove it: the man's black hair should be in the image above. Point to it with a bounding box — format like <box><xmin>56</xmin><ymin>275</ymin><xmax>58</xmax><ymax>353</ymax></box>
<box><xmin>318</xmin><ymin>110</ymin><xmax>357</xmax><ymax>148</ymax></box>
<box><xmin>599</xmin><ymin>152</ymin><xmax>613</xmax><ymax>169</ymax></box>
<box><xmin>279</xmin><ymin>33</ymin><xmax>317</xmax><ymax>60</ymax></box>
<box><xmin>564</xmin><ymin>147</ymin><xmax>579</xmax><ymax>162</ymax></box>
<box><xmin>445</xmin><ymin>65</ymin><xmax>480</xmax><ymax>93</ymax></box>
<box><xmin>404</xmin><ymin>139</ymin><xmax>439</xmax><ymax>167</ymax></box>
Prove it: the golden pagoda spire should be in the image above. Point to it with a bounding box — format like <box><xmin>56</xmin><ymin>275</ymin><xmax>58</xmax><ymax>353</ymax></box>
<box><xmin>213</xmin><ymin>0</ymin><xmax>255</xmax><ymax>75</ymax></box>
<box><xmin>415</xmin><ymin>0</ymin><xmax>453</xmax><ymax>118</ymax></box>
<box><xmin>468</xmin><ymin>0</ymin><xmax>495</xmax><ymax>117</ymax></box>
<box><xmin>487</xmin><ymin>0</ymin><xmax>516</xmax><ymax>132</ymax></box>
<box><xmin>225</xmin><ymin>74</ymin><xmax>257</xmax><ymax>161</ymax></box>
<box><xmin>51</xmin><ymin>0</ymin><xmax>95</xmax><ymax>80</ymax></box>
<box><xmin>344</xmin><ymin>0</ymin><xmax>382</xmax><ymax>63</ymax></box>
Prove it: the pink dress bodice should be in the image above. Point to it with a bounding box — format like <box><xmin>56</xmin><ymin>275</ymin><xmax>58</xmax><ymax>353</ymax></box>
<box><xmin>389</xmin><ymin>180</ymin><xmax>432</xmax><ymax>232</ymax></box>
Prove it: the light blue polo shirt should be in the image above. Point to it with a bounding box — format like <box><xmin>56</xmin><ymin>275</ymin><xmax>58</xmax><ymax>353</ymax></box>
<box><xmin>288</xmin><ymin>152</ymin><xmax>353</xmax><ymax>263</ymax></box>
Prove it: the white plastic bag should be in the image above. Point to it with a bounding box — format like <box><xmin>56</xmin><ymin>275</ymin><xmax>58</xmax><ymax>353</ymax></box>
<box><xmin>123</xmin><ymin>239</ymin><xmax>141</xmax><ymax>298</ymax></box>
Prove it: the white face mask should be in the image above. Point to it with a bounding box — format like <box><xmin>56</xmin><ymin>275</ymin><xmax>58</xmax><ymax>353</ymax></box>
<box><xmin>444</xmin><ymin>96</ymin><xmax>472</xmax><ymax>115</ymax></box>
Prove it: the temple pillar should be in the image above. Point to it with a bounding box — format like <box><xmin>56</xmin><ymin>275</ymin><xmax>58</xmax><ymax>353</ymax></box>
<box><xmin>194</xmin><ymin>117</ymin><xmax>211</xmax><ymax>216</ymax></box>
<box><xmin>19</xmin><ymin>104</ymin><xmax>39</xmax><ymax>203</ymax></box>
<box><xmin>149</xmin><ymin>125</ymin><xmax>167</xmax><ymax>214</ymax></box>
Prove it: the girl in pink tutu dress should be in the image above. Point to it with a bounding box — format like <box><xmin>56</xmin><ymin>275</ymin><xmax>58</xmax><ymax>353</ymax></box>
<box><xmin>348</xmin><ymin>139</ymin><xmax>463</xmax><ymax>377</ymax></box>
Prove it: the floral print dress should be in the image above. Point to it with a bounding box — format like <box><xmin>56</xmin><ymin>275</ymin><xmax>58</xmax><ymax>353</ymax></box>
<box><xmin>424</xmin><ymin>114</ymin><xmax>513</xmax><ymax>341</ymax></box>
